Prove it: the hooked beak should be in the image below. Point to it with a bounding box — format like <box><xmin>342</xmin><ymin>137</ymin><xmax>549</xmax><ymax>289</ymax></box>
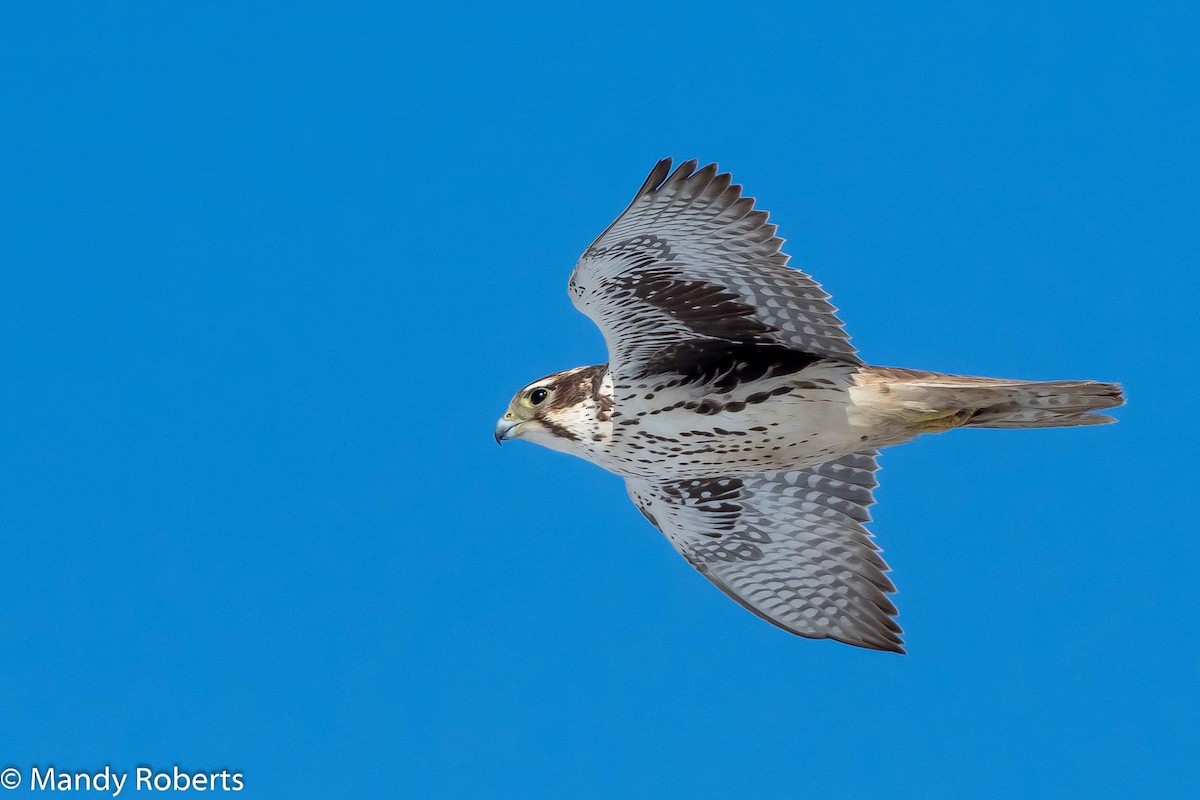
<box><xmin>494</xmin><ymin>417</ymin><xmax>522</xmax><ymax>445</ymax></box>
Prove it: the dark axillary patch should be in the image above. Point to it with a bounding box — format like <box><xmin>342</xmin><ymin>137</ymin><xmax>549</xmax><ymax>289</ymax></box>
<box><xmin>595</xmin><ymin>236</ymin><xmax>772</xmax><ymax>341</ymax></box>
<box><xmin>662</xmin><ymin>477</ymin><xmax>745</xmax><ymax>526</ymax></box>
<box><xmin>621</xmin><ymin>267</ymin><xmax>778</xmax><ymax>342</ymax></box>
<box><xmin>645</xmin><ymin>340</ymin><xmax>822</xmax><ymax>394</ymax></box>
<box><xmin>593</xmin><ymin>239</ymin><xmax>824</xmax><ymax>391</ymax></box>
<box><xmin>658</xmin><ymin>477</ymin><xmax>770</xmax><ymax>563</ymax></box>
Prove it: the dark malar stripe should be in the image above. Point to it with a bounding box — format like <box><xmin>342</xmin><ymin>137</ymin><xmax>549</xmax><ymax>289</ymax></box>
<box><xmin>540</xmin><ymin>419</ymin><xmax>579</xmax><ymax>442</ymax></box>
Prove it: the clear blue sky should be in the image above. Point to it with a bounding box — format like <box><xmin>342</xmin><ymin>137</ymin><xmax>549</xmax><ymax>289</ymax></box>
<box><xmin>2</xmin><ymin>3</ymin><xmax>1196</xmax><ymax>798</ymax></box>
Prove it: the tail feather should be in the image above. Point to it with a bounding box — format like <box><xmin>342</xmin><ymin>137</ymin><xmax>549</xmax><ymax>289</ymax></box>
<box><xmin>965</xmin><ymin>379</ymin><xmax>1123</xmax><ymax>428</ymax></box>
<box><xmin>861</xmin><ymin>367</ymin><xmax>1125</xmax><ymax>431</ymax></box>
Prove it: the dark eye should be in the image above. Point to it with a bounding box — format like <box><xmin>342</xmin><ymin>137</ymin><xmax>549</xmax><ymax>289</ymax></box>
<box><xmin>529</xmin><ymin>388</ymin><xmax>549</xmax><ymax>405</ymax></box>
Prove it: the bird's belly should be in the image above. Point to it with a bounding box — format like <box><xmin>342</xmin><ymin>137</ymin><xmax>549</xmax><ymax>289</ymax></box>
<box><xmin>606</xmin><ymin>382</ymin><xmax>867</xmax><ymax>479</ymax></box>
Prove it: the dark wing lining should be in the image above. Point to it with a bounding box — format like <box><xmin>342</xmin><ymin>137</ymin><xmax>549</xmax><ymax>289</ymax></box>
<box><xmin>568</xmin><ymin>159</ymin><xmax>860</xmax><ymax>381</ymax></box>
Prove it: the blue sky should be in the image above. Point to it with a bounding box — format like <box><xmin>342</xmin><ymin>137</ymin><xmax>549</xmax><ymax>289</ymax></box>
<box><xmin>1</xmin><ymin>2</ymin><xmax>1196</xmax><ymax>798</ymax></box>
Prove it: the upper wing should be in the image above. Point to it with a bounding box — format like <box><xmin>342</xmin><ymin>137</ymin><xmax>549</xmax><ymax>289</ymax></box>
<box><xmin>626</xmin><ymin>451</ymin><xmax>903</xmax><ymax>652</ymax></box>
<box><xmin>568</xmin><ymin>158</ymin><xmax>859</xmax><ymax>381</ymax></box>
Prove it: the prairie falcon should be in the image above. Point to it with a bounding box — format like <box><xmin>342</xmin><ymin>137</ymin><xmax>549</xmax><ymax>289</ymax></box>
<box><xmin>495</xmin><ymin>158</ymin><xmax>1123</xmax><ymax>653</ymax></box>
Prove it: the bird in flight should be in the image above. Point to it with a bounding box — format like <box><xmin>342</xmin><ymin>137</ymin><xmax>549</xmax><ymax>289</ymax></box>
<box><xmin>495</xmin><ymin>159</ymin><xmax>1123</xmax><ymax>653</ymax></box>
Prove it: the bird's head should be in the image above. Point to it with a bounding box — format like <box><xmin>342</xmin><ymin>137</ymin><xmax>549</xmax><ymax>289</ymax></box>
<box><xmin>494</xmin><ymin>365</ymin><xmax>613</xmax><ymax>458</ymax></box>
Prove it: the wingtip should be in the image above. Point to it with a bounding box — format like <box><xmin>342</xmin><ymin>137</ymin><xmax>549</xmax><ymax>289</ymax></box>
<box><xmin>641</xmin><ymin>157</ymin><xmax>727</xmax><ymax>198</ymax></box>
<box><xmin>638</xmin><ymin>157</ymin><xmax>674</xmax><ymax>197</ymax></box>
<box><xmin>860</xmin><ymin>636</ymin><xmax>907</xmax><ymax>655</ymax></box>
<box><xmin>673</xmin><ymin>157</ymin><xmax>700</xmax><ymax>177</ymax></box>
<box><xmin>822</xmin><ymin>631</ymin><xmax>906</xmax><ymax>654</ymax></box>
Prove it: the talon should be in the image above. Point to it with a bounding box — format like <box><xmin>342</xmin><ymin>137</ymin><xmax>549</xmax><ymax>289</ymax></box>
<box><xmin>916</xmin><ymin>409</ymin><xmax>976</xmax><ymax>434</ymax></box>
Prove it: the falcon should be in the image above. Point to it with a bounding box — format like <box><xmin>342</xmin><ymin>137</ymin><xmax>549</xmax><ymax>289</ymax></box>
<box><xmin>495</xmin><ymin>158</ymin><xmax>1123</xmax><ymax>653</ymax></box>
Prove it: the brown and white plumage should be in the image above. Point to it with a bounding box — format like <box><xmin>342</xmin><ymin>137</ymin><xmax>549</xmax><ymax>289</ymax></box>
<box><xmin>496</xmin><ymin>158</ymin><xmax>1124</xmax><ymax>653</ymax></box>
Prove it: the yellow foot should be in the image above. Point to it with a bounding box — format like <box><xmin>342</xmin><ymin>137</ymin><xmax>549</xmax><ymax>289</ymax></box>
<box><xmin>914</xmin><ymin>408</ymin><xmax>976</xmax><ymax>435</ymax></box>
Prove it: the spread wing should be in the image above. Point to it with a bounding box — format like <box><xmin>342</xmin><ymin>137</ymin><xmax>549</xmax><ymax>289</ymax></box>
<box><xmin>568</xmin><ymin>158</ymin><xmax>860</xmax><ymax>382</ymax></box>
<box><xmin>626</xmin><ymin>452</ymin><xmax>903</xmax><ymax>652</ymax></box>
